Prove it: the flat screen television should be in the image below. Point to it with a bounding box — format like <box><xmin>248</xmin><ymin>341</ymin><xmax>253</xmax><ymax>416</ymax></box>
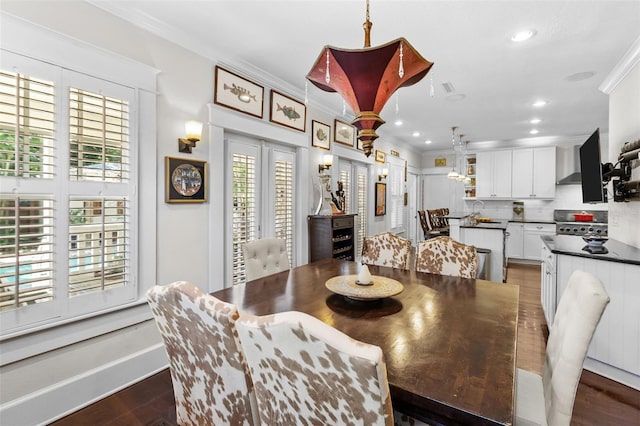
<box><xmin>579</xmin><ymin>128</ymin><xmax>606</xmax><ymax>203</ymax></box>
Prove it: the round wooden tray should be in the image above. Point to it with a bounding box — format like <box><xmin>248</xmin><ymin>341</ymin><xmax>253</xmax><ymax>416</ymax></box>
<box><xmin>325</xmin><ymin>275</ymin><xmax>404</xmax><ymax>301</ymax></box>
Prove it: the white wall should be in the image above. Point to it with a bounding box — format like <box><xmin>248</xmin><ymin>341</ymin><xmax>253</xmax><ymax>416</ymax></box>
<box><xmin>605</xmin><ymin>42</ymin><xmax>640</xmax><ymax>248</ymax></box>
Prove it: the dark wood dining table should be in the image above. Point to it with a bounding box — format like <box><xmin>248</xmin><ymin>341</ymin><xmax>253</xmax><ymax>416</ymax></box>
<box><xmin>211</xmin><ymin>258</ymin><xmax>519</xmax><ymax>425</ymax></box>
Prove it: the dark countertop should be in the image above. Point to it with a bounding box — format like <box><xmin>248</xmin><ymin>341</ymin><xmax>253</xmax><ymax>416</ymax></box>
<box><xmin>461</xmin><ymin>220</ymin><xmax>508</xmax><ymax>230</ymax></box>
<box><xmin>508</xmin><ymin>219</ymin><xmax>555</xmax><ymax>224</ymax></box>
<box><xmin>444</xmin><ymin>213</ymin><xmax>473</xmax><ymax>219</ymax></box>
<box><xmin>542</xmin><ymin>235</ymin><xmax>640</xmax><ymax>266</ymax></box>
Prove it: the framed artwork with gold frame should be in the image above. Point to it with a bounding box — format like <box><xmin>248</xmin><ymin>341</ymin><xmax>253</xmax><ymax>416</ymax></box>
<box><xmin>311</xmin><ymin>120</ymin><xmax>331</xmax><ymax>150</ymax></box>
<box><xmin>270</xmin><ymin>90</ymin><xmax>306</xmax><ymax>132</ymax></box>
<box><xmin>165</xmin><ymin>156</ymin><xmax>207</xmax><ymax>203</ymax></box>
<box><xmin>214</xmin><ymin>66</ymin><xmax>264</xmax><ymax>118</ymax></box>
<box><xmin>375</xmin><ymin>150</ymin><xmax>386</xmax><ymax>163</ymax></box>
<box><xmin>334</xmin><ymin>119</ymin><xmax>356</xmax><ymax>147</ymax></box>
<box><xmin>375</xmin><ymin>182</ymin><xmax>386</xmax><ymax>216</ymax></box>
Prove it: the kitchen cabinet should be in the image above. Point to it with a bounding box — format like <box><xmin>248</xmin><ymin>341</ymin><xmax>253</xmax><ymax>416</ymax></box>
<box><xmin>511</xmin><ymin>147</ymin><xmax>556</xmax><ymax>199</ymax></box>
<box><xmin>463</xmin><ymin>155</ymin><xmax>476</xmax><ymax>199</ymax></box>
<box><xmin>540</xmin><ymin>241</ymin><xmax>557</xmax><ymax>326</ymax></box>
<box><xmin>556</xmin><ymin>253</ymin><xmax>640</xmax><ymax>389</ymax></box>
<box><xmin>307</xmin><ymin>214</ymin><xmax>356</xmax><ymax>262</ymax></box>
<box><xmin>506</xmin><ymin>222</ymin><xmax>524</xmax><ymax>259</ymax></box>
<box><xmin>475</xmin><ymin>150</ymin><xmax>512</xmax><ymax>199</ymax></box>
<box><xmin>460</xmin><ymin>225</ymin><xmax>506</xmax><ymax>282</ymax></box>
<box><xmin>523</xmin><ymin>223</ymin><xmax>555</xmax><ymax>260</ymax></box>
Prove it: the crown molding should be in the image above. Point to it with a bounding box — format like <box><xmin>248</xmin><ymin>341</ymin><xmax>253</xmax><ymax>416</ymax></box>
<box><xmin>599</xmin><ymin>34</ymin><xmax>640</xmax><ymax>94</ymax></box>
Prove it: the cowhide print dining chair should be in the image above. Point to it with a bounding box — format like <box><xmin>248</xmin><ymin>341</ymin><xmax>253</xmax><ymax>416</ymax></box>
<box><xmin>147</xmin><ymin>281</ymin><xmax>258</xmax><ymax>426</ymax></box>
<box><xmin>236</xmin><ymin>310</ymin><xmax>429</xmax><ymax>426</ymax></box>
<box><xmin>415</xmin><ymin>236</ymin><xmax>478</xmax><ymax>278</ymax></box>
<box><xmin>361</xmin><ymin>232</ymin><xmax>412</xmax><ymax>270</ymax></box>
<box><xmin>242</xmin><ymin>238</ymin><xmax>290</xmax><ymax>281</ymax></box>
<box><xmin>515</xmin><ymin>270</ymin><xmax>609</xmax><ymax>426</ymax></box>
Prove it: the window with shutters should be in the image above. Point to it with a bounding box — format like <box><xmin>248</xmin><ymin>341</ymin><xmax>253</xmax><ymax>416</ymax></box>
<box><xmin>231</xmin><ymin>152</ymin><xmax>257</xmax><ymax>285</ymax></box>
<box><xmin>339</xmin><ymin>168</ymin><xmax>351</xmax><ymax>213</ymax></box>
<box><xmin>273</xmin><ymin>155</ymin><xmax>293</xmax><ymax>266</ymax></box>
<box><xmin>356</xmin><ymin>166</ymin><xmax>368</xmax><ymax>257</ymax></box>
<box><xmin>389</xmin><ymin>159</ymin><xmax>405</xmax><ymax>232</ymax></box>
<box><xmin>0</xmin><ymin>52</ymin><xmax>140</xmax><ymax>335</ymax></box>
<box><xmin>226</xmin><ymin>141</ymin><xmax>295</xmax><ymax>286</ymax></box>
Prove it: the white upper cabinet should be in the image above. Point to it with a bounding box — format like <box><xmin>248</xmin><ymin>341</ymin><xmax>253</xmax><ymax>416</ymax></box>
<box><xmin>476</xmin><ymin>150</ymin><xmax>512</xmax><ymax>198</ymax></box>
<box><xmin>512</xmin><ymin>147</ymin><xmax>556</xmax><ymax>199</ymax></box>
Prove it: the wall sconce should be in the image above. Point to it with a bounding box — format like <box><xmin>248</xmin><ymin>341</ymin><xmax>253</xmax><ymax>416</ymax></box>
<box><xmin>378</xmin><ymin>167</ymin><xmax>388</xmax><ymax>181</ymax></box>
<box><xmin>178</xmin><ymin>120</ymin><xmax>203</xmax><ymax>153</ymax></box>
<box><xmin>318</xmin><ymin>154</ymin><xmax>333</xmax><ymax>174</ymax></box>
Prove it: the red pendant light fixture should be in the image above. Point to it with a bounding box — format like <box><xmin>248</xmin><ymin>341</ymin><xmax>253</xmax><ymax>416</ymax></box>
<box><xmin>306</xmin><ymin>0</ymin><xmax>434</xmax><ymax>157</ymax></box>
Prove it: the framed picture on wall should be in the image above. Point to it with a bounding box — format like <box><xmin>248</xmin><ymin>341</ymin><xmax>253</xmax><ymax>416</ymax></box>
<box><xmin>165</xmin><ymin>157</ymin><xmax>207</xmax><ymax>203</ymax></box>
<box><xmin>214</xmin><ymin>66</ymin><xmax>264</xmax><ymax>118</ymax></box>
<box><xmin>375</xmin><ymin>182</ymin><xmax>386</xmax><ymax>216</ymax></box>
<box><xmin>311</xmin><ymin>120</ymin><xmax>331</xmax><ymax>150</ymax></box>
<box><xmin>334</xmin><ymin>119</ymin><xmax>355</xmax><ymax>147</ymax></box>
<box><xmin>375</xmin><ymin>150</ymin><xmax>386</xmax><ymax>163</ymax></box>
<box><xmin>270</xmin><ymin>90</ymin><xmax>306</xmax><ymax>132</ymax></box>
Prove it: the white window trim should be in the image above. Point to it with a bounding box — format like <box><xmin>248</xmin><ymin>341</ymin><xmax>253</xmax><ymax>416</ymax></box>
<box><xmin>0</xmin><ymin>13</ymin><xmax>158</xmax><ymax>363</ymax></box>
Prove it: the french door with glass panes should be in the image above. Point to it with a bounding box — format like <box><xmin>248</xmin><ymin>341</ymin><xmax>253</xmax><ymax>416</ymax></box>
<box><xmin>338</xmin><ymin>160</ymin><xmax>368</xmax><ymax>260</ymax></box>
<box><xmin>225</xmin><ymin>138</ymin><xmax>295</xmax><ymax>286</ymax></box>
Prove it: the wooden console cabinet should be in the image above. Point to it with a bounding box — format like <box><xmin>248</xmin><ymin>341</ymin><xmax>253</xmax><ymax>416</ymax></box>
<box><xmin>307</xmin><ymin>214</ymin><xmax>356</xmax><ymax>262</ymax></box>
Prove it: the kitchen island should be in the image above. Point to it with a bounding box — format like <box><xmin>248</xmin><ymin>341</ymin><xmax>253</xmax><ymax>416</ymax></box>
<box><xmin>460</xmin><ymin>220</ymin><xmax>508</xmax><ymax>283</ymax></box>
<box><xmin>541</xmin><ymin>235</ymin><xmax>640</xmax><ymax>390</ymax></box>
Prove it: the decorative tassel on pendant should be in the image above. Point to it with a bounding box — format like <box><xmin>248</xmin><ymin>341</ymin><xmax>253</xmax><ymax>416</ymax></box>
<box><xmin>325</xmin><ymin>51</ymin><xmax>331</xmax><ymax>84</ymax></box>
<box><xmin>398</xmin><ymin>41</ymin><xmax>405</xmax><ymax>78</ymax></box>
<box><xmin>304</xmin><ymin>80</ymin><xmax>308</xmax><ymax>105</ymax></box>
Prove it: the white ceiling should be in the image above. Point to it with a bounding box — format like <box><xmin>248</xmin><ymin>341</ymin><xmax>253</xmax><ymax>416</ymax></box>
<box><xmin>90</xmin><ymin>0</ymin><xmax>640</xmax><ymax>153</ymax></box>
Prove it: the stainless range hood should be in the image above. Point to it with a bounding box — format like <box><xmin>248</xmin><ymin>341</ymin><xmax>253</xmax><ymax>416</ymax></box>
<box><xmin>556</xmin><ymin>145</ymin><xmax>581</xmax><ymax>185</ymax></box>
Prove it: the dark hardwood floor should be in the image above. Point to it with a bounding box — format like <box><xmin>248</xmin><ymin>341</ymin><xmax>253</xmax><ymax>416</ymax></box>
<box><xmin>51</xmin><ymin>263</ymin><xmax>640</xmax><ymax>425</ymax></box>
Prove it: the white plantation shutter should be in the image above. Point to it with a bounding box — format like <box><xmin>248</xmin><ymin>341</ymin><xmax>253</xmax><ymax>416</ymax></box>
<box><xmin>0</xmin><ymin>51</ymin><xmax>140</xmax><ymax>334</ymax></box>
<box><xmin>69</xmin><ymin>88</ymin><xmax>129</xmax><ymax>182</ymax></box>
<box><xmin>339</xmin><ymin>166</ymin><xmax>351</xmax><ymax>213</ymax></box>
<box><xmin>231</xmin><ymin>151</ymin><xmax>257</xmax><ymax>285</ymax></box>
<box><xmin>0</xmin><ymin>196</ymin><xmax>54</xmax><ymax>310</ymax></box>
<box><xmin>355</xmin><ymin>165</ymin><xmax>368</xmax><ymax>257</ymax></box>
<box><xmin>389</xmin><ymin>158</ymin><xmax>405</xmax><ymax>232</ymax></box>
<box><xmin>68</xmin><ymin>197</ymin><xmax>128</xmax><ymax>297</ymax></box>
<box><xmin>0</xmin><ymin>71</ymin><xmax>56</xmax><ymax>178</ymax></box>
<box><xmin>273</xmin><ymin>151</ymin><xmax>294</xmax><ymax>266</ymax></box>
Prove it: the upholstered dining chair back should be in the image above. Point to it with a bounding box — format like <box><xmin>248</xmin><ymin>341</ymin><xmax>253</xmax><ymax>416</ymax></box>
<box><xmin>415</xmin><ymin>236</ymin><xmax>478</xmax><ymax>278</ymax></box>
<box><xmin>236</xmin><ymin>310</ymin><xmax>395</xmax><ymax>426</ymax></box>
<box><xmin>147</xmin><ymin>281</ymin><xmax>258</xmax><ymax>426</ymax></box>
<box><xmin>242</xmin><ymin>238</ymin><xmax>290</xmax><ymax>281</ymax></box>
<box><xmin>515</xmin><ymin>270</ymin><xmax>609</xmax><ymax>426</ymax></box>
<box><xmin>361</xmin><ymin>232</ymin><xmax>412</xmax><ymax>270</ymax></box>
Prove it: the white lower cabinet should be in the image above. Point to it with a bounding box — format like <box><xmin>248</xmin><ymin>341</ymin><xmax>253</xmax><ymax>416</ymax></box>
<box><xmin>540</xmin><ymin>242</ymin><xmax>556</xmax><ymax>326</ymax></box>
<box><xmin>506</xmin><ymin>222</ymin><xmax>524</xmax><ymax>259</ymax></box>
<box><xmin>507</xmin><ymin>222</ymin><xmax>554</xmax><ymax>261</ymax></box>
<box><xmin>523</xmin><ymin>223</ymin><xmax>555</xmax><ymax>261</ymax></box>
<box><xmin>555</xmin><ymin>254</ymin><xmax>640</xmax><ymax>390</ymax></box>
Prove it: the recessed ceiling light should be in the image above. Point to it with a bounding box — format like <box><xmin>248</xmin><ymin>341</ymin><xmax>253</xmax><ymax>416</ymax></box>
<box><xmin>425</xmin><ymin>140</ymin><xmax>432</xmax><ymax>144</ymax></box>
<box><xmin>511</xmin><ymin>29</ymin><xmax>537</xmax><ymax>42</ymax></box>
<box><xmin>530</xmin><ymin>129</ymin><xmax>539</xmax><ymax>135</ymax></box>
<box><xmin>532</xmin><ymin>100</ymin><xmax>547</xmax><ymax>108</ymax></box>
<box><xmin>446</xmin><ymin>94</ymin><xmax>466</xmax><ymax>102</ymax></box>
<box><xmin>394</xmin><ymin>119</ymin><xmax>403</xmax><ymax>126</ymax></box>
<box><xmin>530</xmin><ymin>118</ymin><xmax>541</xmax><ymax>124</ymax></box>
<box><xmin>412</xmin><ymin>131</ymin><xmax>421</xmax><ymax>137</ymax></box>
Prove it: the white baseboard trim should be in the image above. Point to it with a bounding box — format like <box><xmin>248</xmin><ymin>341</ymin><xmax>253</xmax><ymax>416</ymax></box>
<box><xmin>584</xmin><ymin>357</ymin><xmax>640</xmax><ymax>391</ymax></box>
<box><xmin>0</xmin><ymin>343</ymin><xmax>168</xmax><ymax>426</ymax></box>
